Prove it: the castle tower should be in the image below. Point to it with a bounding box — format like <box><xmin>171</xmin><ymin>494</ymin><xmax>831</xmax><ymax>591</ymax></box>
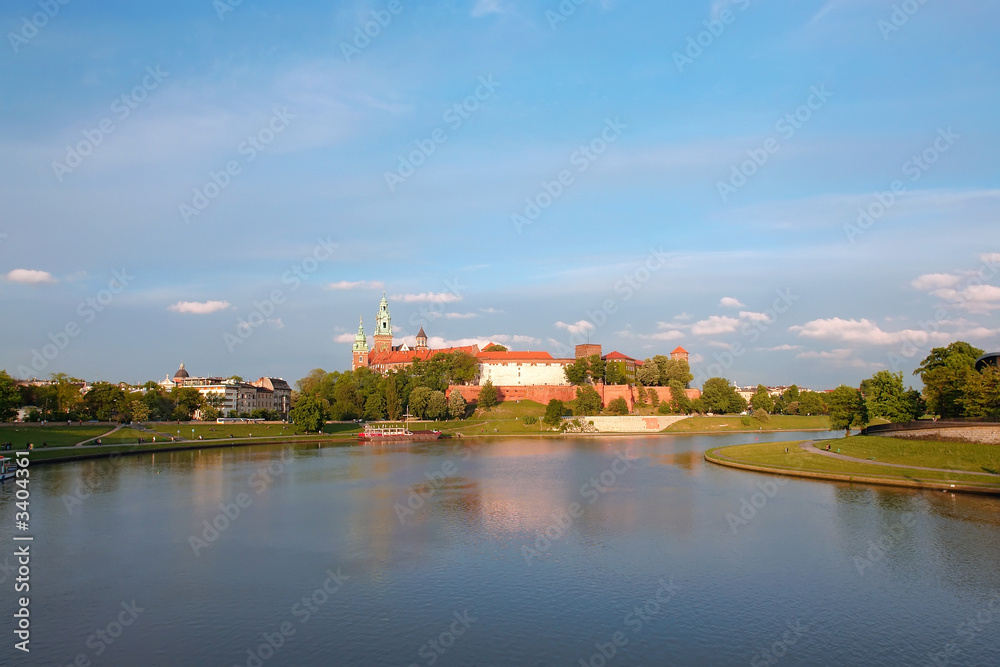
<box><xmin>352</xmin><ymin>317</ymin><xmax>369</xmax><ymax>370</ymax></box>
<box><xmin>415</xmin><ymin>326</ymin><xmax>428</xmax><ymax>351</ymax></box>
<box><xmin>373</xmin><ymin>292</ymin><xmax>393</xmax><ymax>353</ymax></box>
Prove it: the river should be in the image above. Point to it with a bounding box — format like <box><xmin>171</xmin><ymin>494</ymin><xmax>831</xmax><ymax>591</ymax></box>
<box><xmin>2</xmin><ymin>431</ymin><xmax>999</xmax><ymax>666</ymax></box>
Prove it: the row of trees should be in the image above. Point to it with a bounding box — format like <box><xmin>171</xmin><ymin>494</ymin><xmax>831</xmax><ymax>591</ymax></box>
<box><xmin>0</xmin><ymin>372</ymin><xmax>283</xmax><ymax>423</ymax></box>
<box><xmin>563</xmin><ymin>354</ymin><xmax>694</xmax><ymax>388</ymax></box>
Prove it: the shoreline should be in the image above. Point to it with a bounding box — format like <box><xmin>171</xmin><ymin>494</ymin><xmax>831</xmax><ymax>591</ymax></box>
<box><xmin>704</xmin><ymin>446</ymin><xmax>1000</xmax><ymax>496</ymax></box>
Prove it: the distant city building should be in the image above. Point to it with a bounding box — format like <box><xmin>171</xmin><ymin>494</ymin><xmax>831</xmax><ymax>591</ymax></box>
<box><xmin>161</xmin><ymin>363</ymin><xmax>291</xmax><ymax>418</ymax></box>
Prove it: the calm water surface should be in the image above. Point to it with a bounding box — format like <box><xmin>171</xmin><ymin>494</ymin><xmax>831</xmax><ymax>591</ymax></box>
<box><xmin>2</xmin><ymin>431</ymin><xmax>999</xmax><ymax>666</ymax></box>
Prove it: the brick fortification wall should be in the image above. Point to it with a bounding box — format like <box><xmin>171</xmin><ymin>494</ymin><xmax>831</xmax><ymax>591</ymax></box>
<box><xmin>446</xmin><ymin>384</ymin><xmax>701</xmax><ymax>410</ymax></box>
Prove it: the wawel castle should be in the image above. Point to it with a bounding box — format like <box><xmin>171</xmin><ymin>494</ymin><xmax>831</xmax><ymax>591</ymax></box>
<box><xmin>349</xmin><ymin>294</ymin><xmax>690</xmax><ymax>393</ymax></box>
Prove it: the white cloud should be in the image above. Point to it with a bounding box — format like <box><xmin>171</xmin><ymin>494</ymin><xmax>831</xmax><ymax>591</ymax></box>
<box><xmin>268</xmin><ymin>318</ymin><xmax>284</xmax><ymax>329</ymax></box>
<box><xmin>691</xmin><ymin>315</ymin><xmax>740</xmax><ymax>336</ymax></box>
<box><xmin>763</xmin><ymin>344</ymin><xmax>802</xmax><ymax>352</ymax></box>
<box><xmin>981</xmin><ymin>253</ymin><xmax>1000</xmax><ymax>264</ymax></box>
<box><xmin>445</xmin><ymin>312</ymin><xmax>478</xmax><ymax>319</ymax></box>
<box><xmin>796</xmin><ymin>347</ymin><xmax>881</xmax><ymax>370</ymax></box>
<box><xmin>5</xmin><ymin>269</ymin><xmax>56</xmax><ymax>284</ymax></box>
<box><xmin>326</xmin><ymin>280</ymin><xmax>384</xmax><ymax>290</ymax></box>
<box><xmin>637</xmin><ymin>330</ymin><xmax>685</xmax><ymax>342</ymax></box>
<box><xmin>789</xmin><ymin>317</ymin><xmax>951</xmax><ymax>346</ymax></box>
<box><xmin>479</xmin><ymin>307</ymin><xmax>504</xmax><ymax>314</ymax></box>
<box><xmin>391</xmin><ymin>292</ymin><xmax>462</xmax><ymax>304</ymax></box>
<box><xmin>555</xmin><ymin>320</ymin><xmax>596</xmax><ymax>336</ymax></box>
<box><xmin>333</xmin><ymin>332</ymin><xmax>356</xmax><ymax>343</ymax></box>
<box><xmin>719</xmin><ymin>297</ymin><xmax>745</xmax><ymax>308</ymax></box>
<box><xmin>911</xmin><ymin>273</ymin><xmax>963</xmax><ymax>291</ymax></box>
<box><xmin>932</xmin><ymin>284</ymin><xmax>1000</xmax><ymax>314</ymax></box>
<box><xmin>673</xmin><ymin>312</ymin><xmax>693</xmax><ymax>321</ymax></box>
<box><xmin>167</xmin><ymin>300</ymin><xmax>231</xmax><ymax>315</ymax></box>
<box><xmin>739</xmin><ymin>311</ymin><xmax>773</xmax><ymax>323</ymax></box>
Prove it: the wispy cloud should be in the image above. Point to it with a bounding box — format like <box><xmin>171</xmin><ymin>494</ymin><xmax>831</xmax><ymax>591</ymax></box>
<box><xmin>555</xmin><ymin>320</ymin><xmax>596</xmax><ymax>336</ymax></box>
<box><xmin>5</xmin><ymin>269</ymin><xmax>56</xmax><ymax>284</ymax></box>
<box><xmin>326</xmin><ymin>280</ymin><xmax>384</xmax><ymax>290</ymax></box>
<box><xmin>445</xmin><ymin>312</ymin><xmax>478</xmax><ymax>319</ymax></box>
<box><xmin>719</xmin><ymin>297</ymin><xmax>745</xmax><ymax>308</ymax></box>
<box><xmin>392</xmin><ymin>292</ymin><xmax>462</xmax><ymax>304</ymax></box>
<box><xmin>691</xmin><ymin>315</ymin><xmax>740</xmax><ymax>336</ymax></box>
<box><xmin>168</xmin><ymin>300</ymin><xmax>231</xmax><ymax>314</ymax></box>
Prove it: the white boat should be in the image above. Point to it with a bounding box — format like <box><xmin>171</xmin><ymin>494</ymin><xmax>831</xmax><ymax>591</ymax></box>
<box><xmin>0</xmin><ymin>456</ymin><xmax>17</xmax><ymax>483</ymax></box>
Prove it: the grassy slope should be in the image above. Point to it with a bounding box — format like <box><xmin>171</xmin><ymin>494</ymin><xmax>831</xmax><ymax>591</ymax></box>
<box><xmin>826</xmin><ymin>436</ymin><xmax>1000</xmax><ymax>474</ymax></box>
<box><xmin>709</xmin><ymin>440</ymin><xmax>1000</xmax><ymax>488</ymax></box>
<box><xmin>665</xmin><ymin>415</ymin><xmax>830</xmax><ymax>433</ymax></box>
<box><xmin>0</xmin><ymin>424</ymin><xmax>113</xmax><ymax>448</ymax></box>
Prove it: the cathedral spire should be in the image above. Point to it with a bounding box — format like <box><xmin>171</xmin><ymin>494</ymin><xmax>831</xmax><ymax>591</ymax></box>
<box><xmin>352</xmin><ymin>316</ymin><xmax>368</xmax><ymax>352</ymax></box>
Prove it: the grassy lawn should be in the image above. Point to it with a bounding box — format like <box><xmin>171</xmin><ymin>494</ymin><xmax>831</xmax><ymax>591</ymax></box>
<box><xmin>709</xmin><ymin>440</ymin><xmax>1000</xmax><ymax>488</ymax></box>
<box><xmin>0</xmin><ymin>424</ymin><xmax>115</xmax><ymax>449</ymax></box>
<box><xmin>826</xmin><ymin>436</ymin><xmax>1000</xmax><ymax>475</ymax></box>
<box><xmin>405</xmin><ymin>400</ymin><xmax>555</xmax><ymax>436</ymax></box>
<box><xmin>665</xmin><ymin>415</ymin><xmax>830</xmax><ymax>433</ymax></box>
<box><xmin>144</xmin><ymin>422</ymin><xmax>360</xmax><ymax>440</ymax></box>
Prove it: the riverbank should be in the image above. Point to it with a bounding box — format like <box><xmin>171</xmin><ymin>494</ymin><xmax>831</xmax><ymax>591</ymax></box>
<box><xmin>705</xmin><ymin>437</ymin><xmax>1000</xmax><ymax>495</ymax></box>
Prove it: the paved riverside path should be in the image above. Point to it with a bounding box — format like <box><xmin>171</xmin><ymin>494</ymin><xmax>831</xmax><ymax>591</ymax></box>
<box><xmin>798</xmin><ymin>440</ymin><xmax>1000</xmax><ymax>478</ymax></box>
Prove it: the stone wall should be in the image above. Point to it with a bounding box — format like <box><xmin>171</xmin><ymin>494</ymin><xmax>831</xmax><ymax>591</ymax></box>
<box><xmin>885</xmin><ymin>426</ymin><xmax>1000</xmax><ymax>445</ymax></box>
<box><xmin>446</xmin><ymin>383</ymin><xmax>701</xmax><ymax>410</ymax></box>
<box><xmin>571</xmin><ymin>415</ymin><xmax>689</xmax><ymax>433</ymax></box>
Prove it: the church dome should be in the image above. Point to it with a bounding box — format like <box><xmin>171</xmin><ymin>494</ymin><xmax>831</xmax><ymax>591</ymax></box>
<box><xmin>173</xmin><ymin>362</ymin><xmax>190</xmax><ymax>379</ymax></box>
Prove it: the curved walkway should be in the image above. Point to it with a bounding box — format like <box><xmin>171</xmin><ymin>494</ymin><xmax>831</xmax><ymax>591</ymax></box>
<box><xmin>799</xmin><ymin>440</ymin><xmax>1000</xmax><ymax>478</ymax></box>
<box><xmin>76</xmin><ymin>423</ymin><xmax>123</xmax><ymax>446</ymax></box>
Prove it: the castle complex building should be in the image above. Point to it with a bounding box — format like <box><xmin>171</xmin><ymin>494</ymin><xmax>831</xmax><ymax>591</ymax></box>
<box><xmin>351</xmin><ymin>293</ymin><xmax>479</xmax><ymax>373</ymax></box>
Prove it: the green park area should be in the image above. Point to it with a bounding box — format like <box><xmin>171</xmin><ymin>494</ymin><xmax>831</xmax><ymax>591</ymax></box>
<box><xmin>664</xmin><ymin>415</ymin><xmax>830</xmax><ymax>433</ymax></box>
<box><xmin>706</xmin><ymin>436</ymin><xmax>1000</xmax><ymax>492</ymax></box>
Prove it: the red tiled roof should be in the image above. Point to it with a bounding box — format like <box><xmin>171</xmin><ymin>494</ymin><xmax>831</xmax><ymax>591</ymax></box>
<box><xmin>672</xmin><ymin>346</ymin><xmax>688</xmax><ymax>354</ymax></box>
<box><xmin>477</xmin><ymin>350</ymin><xmax>555</xmax><ymax>362</ymax></box>
<box><xmin>602</xmin><ymin>351</ymin><xmax>636</xmax><ymax>362</ymax></box>
<box><xmin>369</xmin><ymin>344</ymin><xmax>479</xmax><ymax>366</ymax></box>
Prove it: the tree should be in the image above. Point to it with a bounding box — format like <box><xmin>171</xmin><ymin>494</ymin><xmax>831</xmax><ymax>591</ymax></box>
<box><xmin>605</xmin><ymin>362</ymin><xmax>625</xmax><ymax>385</ymax></box>
<box><xmin>446</xmin><ymin>352</ymin><xmax>479</xmax><ymax>385</ymax></box>
<box><xmin>828</xmin><ymin>385</ymin><xmax>867</xmax><ymax>435</ymax></box>
<box><xmin>700</xmin><ymin>378</ymin><xmax>747</xmax><ymax>414</ymax></box>
<box><xmin>129</xmin><ymin>399</ymin><xmax>150</xmax><ymax>423</ymax></box>
<box><xmin>171</xmin><ymin>387</ymin><xmax>203</xmax><ymax>421</ymax></box>
<box><xmin>750</xmin><ymin>385</ymin><xmax>774</xmax><ymax>413</ymax></box>
<box><xmin>608</xmin><ymin>397</ymin><xmax>629</xmax><ymax>415</ymax></box>
<box><xmin>798</xmin><ymin>391</ymin><xmax>827</xmax><ymax>416</ymax></box>
<box><xmin>482</xmin><ymin>344</ymin><xmax>508</xmax><ymax>352</ymax></box>
<box><xmin>753</xmin><ymin>408</ymin><xmax>770</xmax><ymax>424</ymax></box>
<box><xmin>50</xmin><ymin>373</ymin><xmax>84</xmax><ymax>416</ymax></box>
<box><xmin>564</xmin><ymin>358</ymin><xmax>590</xmax><ymax>385</ymax></box>
<box><xmin>860</xmin><ymin>371</ymin><xmax>917</xmax><ymax>423</ymax></box>
<box><xmin>574</xmin><ymin>385</ymin><xmax>602</xmax><ymax>415</ymax></box>
<box><xmin>634</xmin><ymin>384</ymin><xmax>648</xmax><ymax>408</ymax></box>
<box><xmin>661</xmin><ymin>358</ymin><xmax>694</xmax><ymax>387</ymax></box>
<box><xmin>0</xmin><ymin>371</ymin><xmax>21</xmax><ymax>422</ymax></box>
<box><xmin>409</xmin><ymin>386</ymin><xmax>433</xmax><ymax>418</ymax></box>
<box><xmin>290</xmin><ymin>395</ymin><xmax>325</xmax><ymax>432</ymax></box>
<box><xmin>364</xmin><ymin>392</ymin><xmax>387</xmax><ymax>420</ymax></box>
<box><xmin>637</xmin><ymin>361</ymin><xmax>661</xmax><ymax>386</ymax></box>
<box><xmin>543</xmin><ymin>399</ymin><xmax>566</xmax><ymax>426</ymax></box>
<box><xmin>669</xmin><ymin>380</ymin><xmax>692</xmax><ymax>414</ymax></box>
<box><xmin>960</xmin><ymin>366</ymin><xmax>1000</xmax><ymax>419</ymax></box>
<box><xmin>914</xmin><ymin>342</ymin><xmax>984</xmax><ymax>417</ymax></box>
<box><xmin>425</xmin><ymin>391</ymin><xmax>448</xmax><ymax>420</ymax></box>
<box><xmin>587</xmin><ymin>355</ymin><xmax>606</xmax><ymax>384</ymax></box>
<box><xmin>648</xmin><ymin>387</ymin><xmax>660</xmax><ymax>409</ymax></box>
<box><xmin>385</xmin><ymin>373</ymin><xmax>402</xmax><ymax>420</ymax></box>
<box><xmin>478</xmin><ymin>380</ymin><xmax>499</xmax><ymax>410</ymax></box>
<box><xmin>448</xmin><ymin>391</ymin><xmax>467</xmax><ymax>419</ymax></box>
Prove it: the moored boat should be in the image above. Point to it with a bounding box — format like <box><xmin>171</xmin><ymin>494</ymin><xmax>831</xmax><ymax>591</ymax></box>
<box><xmin>0</xmin><ymin>456</ymin><xmax>17</xmax><ymax>483</ymax></box>
<box><xmin>359</xmin><ymin>423</ymin><xmax>442</xmax><ymax>442</ymax></box>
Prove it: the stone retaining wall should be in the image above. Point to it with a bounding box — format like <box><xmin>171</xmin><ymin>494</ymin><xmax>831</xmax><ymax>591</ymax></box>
<box><xmin>570</xmin><ymin>415</ymin><xmax>689</xmax><ymax>433</ymax></box>
<box><xmin>884</xmin><ymin>426</ymin><xmax>1000</xmax><ymax>445</ymax></box>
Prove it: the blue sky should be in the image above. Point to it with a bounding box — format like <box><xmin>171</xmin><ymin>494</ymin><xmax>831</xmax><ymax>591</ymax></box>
<box><xmin>2</xmin><ymin>0</ymin><xmax>998</xmax><ymax>389</ymax></box>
